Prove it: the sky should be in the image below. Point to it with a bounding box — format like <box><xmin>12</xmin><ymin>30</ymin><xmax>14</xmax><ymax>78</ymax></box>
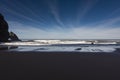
<box><xmin>0</xmin><ymin>0</ymin><xmax>120</xmax><ymax>39</ymax></box>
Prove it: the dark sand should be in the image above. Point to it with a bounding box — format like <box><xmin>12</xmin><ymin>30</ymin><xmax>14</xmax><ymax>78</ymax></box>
<box><xmin>0</xmin><ymin>51</ymin><xmax>120</xmax><ymax>79</ymax></box>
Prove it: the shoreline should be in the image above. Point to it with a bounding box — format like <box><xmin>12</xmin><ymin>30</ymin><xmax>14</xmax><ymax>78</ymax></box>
<box><xmin>0</xmin><ymin>47</ymin><xmax>120</xmax><ymax>54</ymax></box>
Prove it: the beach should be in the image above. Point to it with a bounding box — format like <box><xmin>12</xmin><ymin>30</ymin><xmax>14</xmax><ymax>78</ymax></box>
<box><xmin>0</xmin><ymin>51</ymin><xmax>120</xmax><ymax>79</ymax></box>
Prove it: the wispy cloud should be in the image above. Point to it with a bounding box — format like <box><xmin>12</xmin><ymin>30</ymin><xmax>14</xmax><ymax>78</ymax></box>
<box><xmin>88</xmin><ymin>16</ymin><xmax>120</xmax><ymax>28</ymax></box>
<box><xmin>72</xmin><ymin>27</ymin><xmax>120</xmax><ymax>39</ymax></box>
<box><xmin>107</xmin><ymin>8</ymin><xmax>120</xmax><ymax>18</ymax></box>
<box><xmin>8</xmin><ymin>21</ymin><xmax>120</xmax><ymax>39</ymax></box>
<box><xmin>47</xmin><ymin>0</ymin><xmax>64</xmax><ymax>28</ymax></box>
<box><xmin>0</xmin><ymin>0</ymin><xmax>49</xmax><ymax>27</ymax></box>
<box><xmin>76</xmin><ymin>0</ymin><xmax>98</xmax><ymax>25</ymax></box>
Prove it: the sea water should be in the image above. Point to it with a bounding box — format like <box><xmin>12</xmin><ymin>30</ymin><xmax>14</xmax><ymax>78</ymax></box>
<box><xmin>0</xmin><ymin>39</ymin><xmax>120</xmax><ymax>52</ymax></box>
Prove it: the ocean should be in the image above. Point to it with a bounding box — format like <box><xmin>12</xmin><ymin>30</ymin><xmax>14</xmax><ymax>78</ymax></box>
<box><xmin>0</xmin><ymin>39</ymin><xmax>120</xmax><ymax>52</ymax></box>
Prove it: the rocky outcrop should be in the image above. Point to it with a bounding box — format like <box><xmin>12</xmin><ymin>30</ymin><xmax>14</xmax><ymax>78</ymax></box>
<box><xmin>0</xmin><ymin>13</ymin><xmax>9</xmax><ymax>42</ymax></box>
<box><xmin>9</xmin><ymin>32</ymin><xmax>21</xmax><ymax>41</ymax></box>
<box><xmin>0</xmin><ymin>13</ymin><xmax>21</xmax><ymax>42</ymax></box>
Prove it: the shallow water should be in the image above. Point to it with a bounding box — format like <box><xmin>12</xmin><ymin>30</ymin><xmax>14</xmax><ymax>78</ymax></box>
<box><xmin>0</xmin><ymin>39</ymin><xmax>120</xmax><ymax>52</ymax></box>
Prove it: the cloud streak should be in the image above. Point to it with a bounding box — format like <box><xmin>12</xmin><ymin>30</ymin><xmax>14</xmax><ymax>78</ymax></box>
<box><xmin>8</xmin><ymin>21</ymin><xmax>120</xmax><ymax>39</ymax></box>
<box><xmin>47</xmin><ymin>0</ymin><xmax>64</xmax><ymax>28</ymax></box>
<box><xmin>76</xmin><ymin>0</ymin><xmax>98</xmax><ymax>25</ymax></box>
<box><xmin>1</xmin><ymin>0</ymin><xmax>49</xmax><ymax>27</ymax></box>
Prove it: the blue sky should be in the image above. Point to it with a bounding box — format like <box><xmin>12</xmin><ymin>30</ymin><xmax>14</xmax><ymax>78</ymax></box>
<box><xmin>0</xmin><ymin>0</ymin><xmax>120</xmax><ymax>39</ymax></box>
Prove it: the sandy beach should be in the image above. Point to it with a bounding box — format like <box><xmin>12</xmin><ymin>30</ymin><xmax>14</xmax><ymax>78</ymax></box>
<box><xmin>0</xmin><ymin>51</ymin><xmax>120</xmax><ymax>79</ymax></box>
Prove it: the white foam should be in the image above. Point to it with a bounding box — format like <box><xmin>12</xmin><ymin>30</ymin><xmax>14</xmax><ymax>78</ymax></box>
<box><xmin>80</xmin><ymin>47</ymin><xmax>116</xmax><ymax>52</ymax></box>
<box><xmin>0</xmin><ymin>39</ymin><xmax>118</xmax><ymax>46</ymax></box>
<box><xmin>1</xmin><ymin>41</ymin><xmax>50</xmax><ymax>46</ymax></box>
<box><xmin>0</xmin><ymin>39</ymin><xmax>120</xmax><ymax>52</ymax></box>
<box><xmin>8</xmin><ymin>45</ymin><xmax>119</xmax><ymax>52</ymax></box>
<box><xmin>94</xmin><ymin>42</ymin><xmax>117</xmax><ymax>44</ymax></box>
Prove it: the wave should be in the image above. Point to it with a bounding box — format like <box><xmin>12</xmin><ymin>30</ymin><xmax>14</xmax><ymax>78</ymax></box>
<box><xmin>0</xmin><ymin>39</ymin><xmax>120</xmax><ymax>46</ymax></box>
<box><xmin>33</xmin><ymin>40</ymin><xmax>91</xmax><ymax>44</ymax></box>
<box><xmin>0</xmin><ymin>39</ymin><xmax>120</xmax><ymax>52</ymax></box>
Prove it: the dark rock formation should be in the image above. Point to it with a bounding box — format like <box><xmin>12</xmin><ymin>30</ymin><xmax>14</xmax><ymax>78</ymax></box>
<box><xmin>75</xmin><ymin>48</ymin><xmax>81</xmax><ymax>50</ymax></box>
<box><xmin>0</xmin><ymin>13</ymin><xmax>20</xmax><ymax>50</ymax></box>
<box><xmin>0</xmin><ymin>13</ymin><xmax>21</xmax><ymax>42</ymax></box>
<box><xmin>0</xmin><ymin>13</ymin><xmax>9</xmax><ymax>42</ymax></box>
<box><xmin>9</xmin><ymin>32</ymin><xmax>21</xmax><ymax>41</ymax></box>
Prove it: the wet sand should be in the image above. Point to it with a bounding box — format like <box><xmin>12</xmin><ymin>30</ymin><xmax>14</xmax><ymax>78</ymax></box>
<box><xmin>0</xmin><ymin>51</ymin><xmax>120</xmax><ymax>79</ymax></box>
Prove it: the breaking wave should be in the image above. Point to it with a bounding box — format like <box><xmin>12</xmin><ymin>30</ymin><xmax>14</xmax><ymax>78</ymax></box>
<box><xmin>0</xmin><ymin>39</ymin><xmax>120</xmax><ymax>52</ymax></box>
